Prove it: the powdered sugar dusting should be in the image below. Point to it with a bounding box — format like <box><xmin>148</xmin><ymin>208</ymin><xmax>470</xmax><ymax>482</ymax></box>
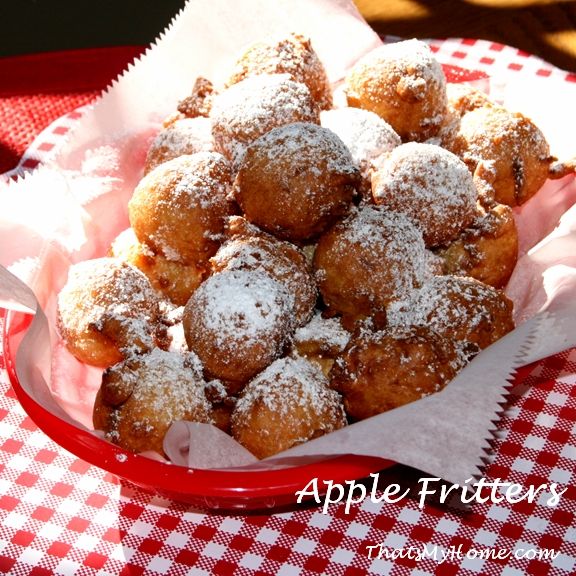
<box><xmin>373</xmin><ymin>142</ymin><xmax>477</xmax><ymax>246</ymax></box>
<box><xmin>102</xmin><ymin>348</ymin><xmax>212</xmax><ymax>443</ymax></box>
<box><xmin>210</xmin><ymin>219</ymin><xmax>317</xmax><ymax>326</ymax></box>
<box><xmin>386</xmin><ymin>274</ymin><xmax>511</xmax><ymax>343</ymax></box>
<box><xmin>294</xmin><ymin>310</ymin><xmax>351</xmax><ymax>352</ymax></box>
<box><xmin>332</xmin><ymin>206</ymin><xmax>429</xmax><ymax>291</ymax></box>
<box><xmin>256</xmin><ymin>121</ymin><xmax>358</xmax><ymax>177</ymax></box>
<box><xmin>320</xmin><ymin>107</ymin><xmax>401</xmax><ymax>174</ymax></box>
<box><xmin>169</xmin><ymin>152</ymin><xmax>230</xmax><ymax>211</ymax></box>
<box><xmin>345</xmin><ymin>39</ymin><xmax>447</xmax><ymax>139</ymax></box>
<box><xmin>187</xmin><ymin>269</ymin><xmax>294</xmax><ymax>350</ymax></box>
<box><xmin>234</xmin><ymin>356</ymin><xmax>345</xmax><ymax>423</ymax></box>
<box><xmin>360</xmin><ymin>39</ymin><xmax>445</xmax><ymax>99</ymax></box>
<box><xmin>58</xmin><ymin>258</ymin><xmax>161</xmax><ymax>356</ymax></box>
<box><xmin>212</xmin><ymin>239</ymin><xmax>292</xmax><ymax>277</ymax></box>
<box><xmin>225</xmin><ymin>32</ymin><xmax>332</xmax><ymax>110</ymax></box>
<box><xmin>457</xmin><ymin>107</ymin><xmax>549</xmax><ymax>167</ymax></box>
<box><xmin>129</xmin><ymin>151</ymin><xmax>233</xmax><ymax>264</ymax></box>
<box><xmin>313</xmin><ymin>205</ymin><xmax>432</xmax><ymax>316</ymax></box>
<box><xmin>145</xmin><ymin>117</ymin><xmax>215</xmax><ymax>173</ymax></box>
<box><xmin>211</xmin><ymin>74</ymin><xmax>319</xmax><ymax>165</ymax></box>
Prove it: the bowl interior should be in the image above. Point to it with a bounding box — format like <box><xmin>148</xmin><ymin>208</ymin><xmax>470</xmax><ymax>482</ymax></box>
<box><xmin>2</xmin><ymin>308</ymin><xmax>391</xmax><ymax>511</ymax></box>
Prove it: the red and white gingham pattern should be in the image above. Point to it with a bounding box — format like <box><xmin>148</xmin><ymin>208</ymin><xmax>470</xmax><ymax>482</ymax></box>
<box><xmin>16</xmin><ymin>108</ymin><xmax>88</xmax><ymax>173</ymax></box>
<box><xmin>2</xmin><ymin>38</ymin><xmax>576</xmax><ymax>575</ymax></box>
<box><xmin>424</xmin><ymin>37</ymin><xmax>576</xmax><ymax>83</ymax></box>
<box><xmin>1</xmin><ymin>107</ymin><xmax>88</xmax><ymax>183</ymax></box>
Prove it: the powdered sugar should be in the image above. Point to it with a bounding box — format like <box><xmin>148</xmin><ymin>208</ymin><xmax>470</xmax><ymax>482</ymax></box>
<box><xmin>210</xmin><ymin>218</ymin><xmax>317</xmax><ymax>326</ymax></box>
<box><xmin>186</xmin><ymin>269</ymin><xmax>294</xmax><ymax>350</ymax></box>
<box><xmin>320</xmin><ymin>107</ymin><xmax>401</xmax><ymax>174</ymax></box>
<box><xmin>234</xmin><ymin>355</ymin><xmax>344</xmax><ymax>421</ymax></box>
<box><xmin>344</xmin><ymin>39</ymin><xmax>448</xmax><ymax>140</ymax></box>
<box><xmin>224</xmin><ymin>32</ymin><xmax>333</xmax><ymax>111</ymax></box>
<box><xmin>129</xmin><ymin>151</ymin><xmax>233</xmax><ymax>265</ymax></box>
<box><xmin>145</xmin><ymin>117</ymin><xmax>215</xmax><ymax>173</ymax></box>
<box><xmin>211</xmin><ymin>74</ymin><xmax>319</xmax><ymax>165</ymax></box>
<box><xmin>234</xmin><ymin>121</ymin><xmax>360</xmax><ymax>242</ymax></box>
<box><xmin>373</xmin><ymin>142</ymin><xmax>477</xmax><ymax>246</ymax></box>
<box><xmin>332</xmin><ymin>206</ymin><xmax>429</xmax><ymax>280</ymax></box>
<box><xmin>386</xmin><ymin>274</ymin><xmax>513</xmax><ymax>350</ymax></box>
<box><xmin>313</xmin><ymin>205</ymin><xmax>432</xmax><ymax>316</ymax></box>
<box><xmin>170</xmin><ymin>152</ymin><xmax>230</xmax><ymax>210</ymax></box>
<box><xmin>294</xmin><ymin>310</ymin><xmax>351</xmax><ymax>352</ymax></box>
<box><xmin>102</xmin><ymin>347</ymin><xmax>212</xmax><ymax>445</ymax></box>
<box><xmin>254</xmin><ymin>121</ymin><xmax>358</xmax><ymax>177</ymax></box>
<box><xmin>353</xmin><ymin>39</ymin><xmax>446</xmax><ymax>100</ymax></box>
<box><xmin>58</xmin><ymin>258</ymin><xmax>159</xmax><ymax>338</ymax></box>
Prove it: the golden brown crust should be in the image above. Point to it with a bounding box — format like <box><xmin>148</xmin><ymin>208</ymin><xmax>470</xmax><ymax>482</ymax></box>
<box><xmin>292</xmin><ymin>312</ymin><xmax>352</xmax><ymax>377</ymax></box>
<box><xmin>313</xmin><ymin>206</ymin><xmax>430</xmax><ymax>322</ymax></box>
<box><xmin>61</xmin><ymin>34</ymin><xmax>551</xmax><ymax>461</ymax></box>
<box><xmin>345</xmin><ymin>39</ymin><xmax>448</xmax><ymax>141</ymax></box>
<box><xmin>230</xmin><ymin>356</ymin><xmax>346</xmax><ymax>459</ymax></box>
<box><xmin>109</xmin><ymin>228</ymin><xmax>206</xmax><ymax>306</ymax></box>
<box><xmin>211</xmin><ymin>74</ymin><xmax>320</xmax><ymax>166</ymax></box>
<box><xmin>144</xmin><ymin>117</ymin><xmax>215</xmax><ymax>175</ymax></box>
<box><xmin>225</xmin><ymin>32</ymin><xmax>333</xmax><ymax>111</ymax></box>
<box><xmin>182</xmin><ymin>269</ymin><xmax>294</xmax><ymax>392</ymax></box>
<box><xmin>234</xmin><ymin>122</ymin><xmax>360</xmax><ymax>242</ymax></box>
<box><xmin>57</xmin><ymin>258</ymin><xmax>165</xmax><ymax>368</ymax></box>
<box><xmin>320</xmin><ymin>107</ymin><xmax>401</xmax><ymax>202</ymax></box>
<box><xmin>330</xmin><ymin>325</ymin><xmax>465</xmax><ymax>420</ymax></box>
<box><xmin>93</xmin><ymin>349</ymin><xmax>213</xmax><ymax>456</ymax></box>
<box><xmin>446</xmin><ymin>83</ymin><xmax>494</xmax><ymax>117</ymax></box>
<box><xmin>210</xmin><ymin>216</ymin><xmax>317</xmax><ymax>327</ymax></box>
<box><xmin>128</xmin><ymin>152</ymin><xmax>235</xmax><ymax>266</ymax></box>
<box><xmin>548</xmin><ymin>156</ymin><xmax>576</xmax><ymax>179</ymax></box>
<box><xmin>434</xmin><ymin>202</ymin><xmax>518</xmax><ymax>288</ymax></box>
<box><xmin>372</xmin><ymin>142</ymin><xmax>478</xmax><ymax>247</ymax></box>
<box><xmin>445</xmin><ymin>106</ymin><xmax>552</xmax><ymax>206</ymax></box>
<box><xmin>177</xmin><ymin>77</ymin><xmax>216</xmax><ymax>118</ymax></box>
<box><xmin>387</xmin><ymin>275</ymin><xmax>515</xmax><ymax>352</ymax></box>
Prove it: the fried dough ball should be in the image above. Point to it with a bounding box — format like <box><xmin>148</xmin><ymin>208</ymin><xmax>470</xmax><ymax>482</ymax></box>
<box><xmin>330</xmin><ymin>325</ymin><xmax>466</xmax><ymax>420</ymax></box>
<box><xmin>225</xmin><ymin>32</ymin><xmax>332</xmax><ymax>111</ymax></box>
<box><xmin>234</xmin><ymin>122</ymin><xmax>360</xmax><ymax>242</ymax></box>
<box><xmin>210</xmin><ymin>216</ymin><xmax>317</xmax><ymax>327</ymax></box>
<box><xmin>93</xmin><ymin>348</ymin><xmax>213</xmax><ymax>456</ymax></box>
<box><xmin>57</xmin><ymin>258</ymin><xmax>167</xmax><ymax>368</ymax></box>
<box><xmin>320</xmin><ymin>107</ymin><xmax>401</xmax><ymax>198</ymax></box>
<box><xmin>387</xmin><ymin>275</ymin><xmax>515</xmax><ymax>353</ymax></box>
<box><xmin>372</xmin><ymin>142</ymin><xmax>478</xmax><ymax>247</ymax></box>
<box><xmin>211</xmin><ymin>74</ymin><xmax>320</xmax><ymax>166</ymax></box>
<box><xmin>182</xmin><ymin>269</ymin><xmax>294</xmax><ymax>393</ymax></box>
<box><xmin>313</xmin><ymin>206</ymin><xmax>431</xmax><ymax>323</ymax></box>
<box><xmin>445</xmin><ymin>105</ymin><xmax>553</xmax><ymax>206</ymax></box>
<box><xmin>109</xmin><ymin>228</ymin><xmax>205</xmax><ymax>306</ymax></box>
<box><xmin>144</xmin><ymin>117</ymin><xmax>215</xmax><ymax>174</ymax></box>
<box><xmin>434</xmin><ymin>202</ymin><xmax>518</xmax><ymax>288</ymax></box>
<box><xmin>128</xmin><ymin>151</ymin><xmax>235</xmax><ymax>266</ymax></box>
<box><xmin>292</xmin><ymin>311</ymin><xmax>352</xmax><ymax>376</ymax></box>
<box><xmin>345</xmin><ymin>39</ymin><xmax>448</xmax><ymax>141</ymax></box>
<box><xmin>230</xmin><ymin>356</ymin><xmax>347</xmax><ymax>459</ymax></box>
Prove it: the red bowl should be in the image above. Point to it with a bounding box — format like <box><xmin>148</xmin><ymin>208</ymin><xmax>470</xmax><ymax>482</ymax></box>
<box><xmin>2</xmin><ymin>308</ymin><xmax>392</xmax><ymax>511</ymax></box>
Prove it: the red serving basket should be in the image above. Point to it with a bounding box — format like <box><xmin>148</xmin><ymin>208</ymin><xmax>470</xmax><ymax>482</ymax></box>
<box><xmin>2</xmin><ymin>307</ymin><xmax>392</xmax><ymax>511</ymax></box>
<box><xmin>1</xmin><ymin>63</ymin><xmax>488</xmax><ymax>511</ymax></box>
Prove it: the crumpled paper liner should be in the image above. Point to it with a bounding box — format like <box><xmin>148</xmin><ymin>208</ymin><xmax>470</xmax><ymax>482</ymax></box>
<box><xmin>1</xmin><ymin>0</ymin><xmax>576</xmax><ymax>488</ymax></box>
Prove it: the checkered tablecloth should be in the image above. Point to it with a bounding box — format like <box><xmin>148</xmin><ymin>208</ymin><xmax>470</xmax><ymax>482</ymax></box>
<box><xmin>1</xmin><ymin>38</ymin><xmax>576</xmax><ymax>576</ymax></box>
